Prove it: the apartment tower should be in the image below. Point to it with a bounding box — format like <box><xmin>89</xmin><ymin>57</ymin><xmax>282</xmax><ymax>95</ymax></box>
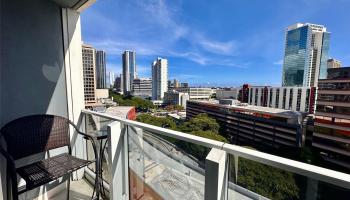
<box><xmin>152</xmin><ymin>58</ymin><xmax>168</xmax><ymax>100</ymax></box>
<box><xmin>82</xmin><ymin>44</ymin><xmax>97</xmax><ymax>106</ymax></box>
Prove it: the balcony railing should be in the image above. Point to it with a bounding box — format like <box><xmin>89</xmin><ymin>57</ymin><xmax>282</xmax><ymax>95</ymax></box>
<box><xmin>81</xmin><ymin>109</ymin><xmax>350</xmax><ymax>200</ymax></box>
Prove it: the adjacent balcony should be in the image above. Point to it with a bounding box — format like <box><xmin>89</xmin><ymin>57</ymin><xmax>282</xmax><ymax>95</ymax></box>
<box><xmin>53</xmin><ymin>109</ymin><xmax>350</xmax><ymax>200</ymax></box>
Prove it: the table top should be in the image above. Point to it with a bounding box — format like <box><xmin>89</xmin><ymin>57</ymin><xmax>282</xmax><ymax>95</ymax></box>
<box><xmin>86</xmin><ymin>130</ymin><xmax>108</xmax><ymax>140</ymax></box>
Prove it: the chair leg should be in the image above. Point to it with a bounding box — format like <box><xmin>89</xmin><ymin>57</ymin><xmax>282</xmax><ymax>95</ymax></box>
<box><xmin>10</xmin><ymin>171</ymin><xmax>18</xmax><ymax>200</ymax></box>
<box><xmin>67</xmin><ymin>175</ymin><xmax>71</xmax><ymax>200</ymax></box>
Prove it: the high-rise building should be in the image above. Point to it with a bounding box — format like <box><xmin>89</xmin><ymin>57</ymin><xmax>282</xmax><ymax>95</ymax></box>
<box><xmin>108</xmin><ymin>71</ymin><xmax>115</xmax><ymax>88</ymax></box>
<box><xmin>95</xmin><ymin>50</ymin><xmax>106</xmax><ymax>89</ymax></box>
<box><xmin>82</xmin><ymin>44</ymin><xmax>97</xmax><ymax>106</ymax></box>
<box><xmin>282</xmin><ymin>23</ymin><xmax>330</xmax><ymax>87</ymax></box>
<box><xmin>152</xmin><ymin>57</ymin><xmax>168</xmax><ymax>100</ymax></box>
<box><xmin>327</xmin><ymin>58</ymin><xmax>342</xmax><ymax>69</ymax></box>
<box><xmin>122</xmin><ymin>50</ymin><xmax>137</xmax><ymax>94</ymax></box>
<box><xmin>132</xmin><ymin>77</ymin><xmax>152</xmax><ymax>98</ymax></box>
<box><xmin>313</xmin><ymin>67</ymin><xmax>350</xmax><ymax>168</ymax></box>
<box><xmin>174</xmin><ymin>79</ymin><xmax>180</xmax><ymax>88</ymax></box>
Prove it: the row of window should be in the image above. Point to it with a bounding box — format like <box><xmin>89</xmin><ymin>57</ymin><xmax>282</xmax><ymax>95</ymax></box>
<box><xmin>318</xmin><ymin>82</ymin><xmax>350</xmax><ymax>90</ymax></box>
<box><xmin>316</xmin><ymin>105</ymin><xmax>350</xmax><ymax>115</ymax></box>
<box><xmin>250</xmin><ymin>88</ymin><xmax>307</xmax><ymax>111</ymax></box>
<box><xmin>318</xmin><ymin>94</ymin><xmax>350</xmax><ymax>103</ymax></box>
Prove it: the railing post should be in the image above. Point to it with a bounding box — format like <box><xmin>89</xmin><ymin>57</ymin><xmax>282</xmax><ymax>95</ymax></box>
<box><xmin>234</xmin><ymin>155</ymin><xmax>239</xmax><ymax>184</ymax></box>
<box><xmin>306</xmin><ymin>178</ymin><xmax>318</xmax><ymax>200</ymax></box>
<box><xmin>128</xmin><ymin>126</ymin><xmax>145</xmax><ymax>200</ymax></box>
<box><xmin>108</xmin><ymin>121</ymin><xmax>129</xmax><ymax>200</ymax></box>
<box><xmin>205</xmin><ymin>148</ymin><xmax>228</xmax><ymax>200</ymax></box>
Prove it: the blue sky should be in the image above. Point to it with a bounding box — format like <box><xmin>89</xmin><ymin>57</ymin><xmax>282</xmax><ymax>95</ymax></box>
<box><xmin>81</xmin><ymin>0</ymin><xmax>350</xmax><ymax>87</ymax></box>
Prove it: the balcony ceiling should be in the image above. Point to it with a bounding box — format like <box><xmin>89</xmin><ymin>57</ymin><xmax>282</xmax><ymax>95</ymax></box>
<box><xmin>51</xmin><ymin>0</ymin><xmax>95</xmax><ymax>11</ymax></box>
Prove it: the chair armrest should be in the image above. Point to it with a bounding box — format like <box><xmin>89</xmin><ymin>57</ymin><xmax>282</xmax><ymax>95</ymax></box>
<box><xmin>68</xmin><ymin>121</ymin><xmax>98</xmax><ymax>163</ymax></box>
<box><xmin>0</xmin><ymin>145</ymin><xmax>15</xmax><ymax>165</ymax></box>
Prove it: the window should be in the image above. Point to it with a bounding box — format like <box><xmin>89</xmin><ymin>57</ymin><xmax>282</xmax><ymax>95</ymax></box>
<box><xmin>289</xmin><ymin>88</ymin><xmax>293</xmax><ymax>110</ymax></box>
<box><xmin>275</xmin><ymin>89</ymin><xmax>280</xmax><ymax>108</ymax></box>
<box><xmin>282</xmin><ymin>88</ymin><xmax>287</xmax><ymax>109</ymax></box>
<box><xmin>296</xmin><ymin>89</ymin><xmax>302</xmax><ymax>111</ymax></box>
<box><xmin>269</xmin><ymin>88</ymin><xmax>273</xmax><ymax>107</ymax></box>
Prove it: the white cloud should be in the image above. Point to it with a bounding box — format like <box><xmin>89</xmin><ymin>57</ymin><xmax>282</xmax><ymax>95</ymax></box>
<box><xmin>83</xmin><ymin>0</ymin><xmax>240</xmax><ymax>66</ymax></box>
<box><xmin>273</xmin><ymin>59</ymin><xmax>284</xmax><ymax>65</ymax></box>
<box><xmin>197</xmin><ymin>37</ymin><xmax>238</xmax><ymax>55</ymax></box>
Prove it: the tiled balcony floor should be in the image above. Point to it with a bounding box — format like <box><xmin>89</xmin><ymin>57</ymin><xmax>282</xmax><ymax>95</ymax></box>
<box><xmin>49</xmin><ymin>179</ymin><xmax>94</xmax><ymax>200</ymax></box>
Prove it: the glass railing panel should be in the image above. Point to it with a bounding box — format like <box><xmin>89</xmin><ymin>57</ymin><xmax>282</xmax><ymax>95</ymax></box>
<box><xmin>84</xmin><ymin>112</ymin><xmax>114</xmax><ymax>184</ymax></box>
<box><xmin>127</xmin><ymin>125</ymin><xmax>208</xmax><ymax>200</ymax></box>
<box><xmin>227</xmin><ymin>154</ymin><xmax>350</xmax><ymax>200</ymax></box>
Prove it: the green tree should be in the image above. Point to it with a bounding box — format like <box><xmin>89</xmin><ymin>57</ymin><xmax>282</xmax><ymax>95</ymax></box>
<box><xmin>136</xmin><ymin>114</ymin><xmax>178</xmax><ymax>130</ymax></box>
<box><xmin>180</xmin><ymin>113</ymin><xmax>219</xmax><ymax>133</ymax></box>
<box><xmin>237</xmin><ymin>158</ymin><xmax>299</xmax><ymax>200</ymax></box>
<box><xmin>109</xmin><ymin>92</ymin><xmax>155</xmax><ymax>111</ymax></box>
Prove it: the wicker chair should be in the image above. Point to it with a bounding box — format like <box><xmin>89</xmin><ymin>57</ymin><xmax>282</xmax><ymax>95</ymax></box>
<box><xmin>0</xmin><ymin>114</ymin><xmax>98</xmax><ymax>200</ymax></box>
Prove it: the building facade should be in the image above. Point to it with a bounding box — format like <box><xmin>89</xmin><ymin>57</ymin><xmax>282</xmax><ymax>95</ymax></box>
<box><xmin>164</xmin><ymin>91</ymin><xmax>190</xmax><ymax>108</ymax></box>
<box><xmin>313</xmin><ymin>67</ymin><xmax>350</xmax><ymax>168</ymax></box>
<box><xmin>180</xmin><ymin>82</ymin><xmax>189</xmax><ymax>88</ymax></box>
<box><xmin>152</xmin><ymin>58</ymin><xmax>168</xmax><ymax>100</ymax></box>
<box><xmin>216</xmin><ymin>88</ymin><xmax>239</xmax><ymax>100</ymax></box>
<box><xmin>247</xmin><ymin>85</ymin><xmax>316</xmax><ymax>113</ymax></box>
<box><xmin>95</xmin><ymin>50</ymin><xmax>106</xmax><ymax>89</ymax></box>
<box><xmin>176</xmin><ymin>87</ymin><xmax>213</xmax><ymax>100</ymax></box>
<box><xmin>114</xmin><ymin>75</ymin><xmax>122</xmax><ymax>93</ymax></box>
<box><xmin>122</xmin><ymin>50</ymin><xmax>137</xmax><ymax>94</ymax></box>
<box><xmin>187</xmin><ymin>100</ymin><xmax>305</xmax><ymax>149</ymax></box>
<box><xmin>327</xmin><ymin>58</ymin><xmax>342</xmax><ymax>69</ymax></box>
<box><xmin>132</xmin><ymin>78</ymin><xmax>152</xmax><ymax>98</ymax></box>
<box><xmin>282</xmin><ymin>23</ymin><xmax>330</xmax><ymax>87</ymax></box>
<box><xmin>108</xmin><ymin>71</ymin><xmax>115</xmax><ymax>88</ymax></box>
<box><xmin>82</xmin><ymin>44</ymin><xmax>97</xmax><ymax>105</ymax></box>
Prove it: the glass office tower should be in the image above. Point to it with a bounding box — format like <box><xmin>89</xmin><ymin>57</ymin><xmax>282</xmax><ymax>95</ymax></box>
<box><xmin>282</xmin><ymin>23</ymin><xmax>330</xmax><ymax>87</ymax></box>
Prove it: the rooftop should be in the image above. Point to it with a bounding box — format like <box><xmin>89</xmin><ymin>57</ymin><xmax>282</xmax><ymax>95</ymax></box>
<box><xmin>190</xmin><ymin>100</ymin><xmax>304</xmax><ymax>119</ymax></box>
<box><xmin>105</xmin><ymin>106</ymin><xmax>134</xmax><ymax>118</ymax></box>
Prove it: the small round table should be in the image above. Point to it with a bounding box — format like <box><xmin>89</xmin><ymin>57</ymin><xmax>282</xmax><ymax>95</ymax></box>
<box><xmin>87</xmin><ymin>130</ymin><xmax>108</xmax><ymax>199</ymax></box>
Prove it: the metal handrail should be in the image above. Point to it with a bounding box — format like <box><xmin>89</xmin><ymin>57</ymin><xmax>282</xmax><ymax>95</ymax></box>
<box><xmin>82</xmin><ymin>109</ymin><xmax>350</xmax><ymax>189</ymax></box>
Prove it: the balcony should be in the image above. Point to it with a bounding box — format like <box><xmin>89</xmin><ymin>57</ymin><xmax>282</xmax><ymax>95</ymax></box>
<box><xmin>1</xmin><ymin>0</ymin><xmax>350</xmax><ymax>199</ymax></box>
<box><xmin>45</xmin><ymin>109</ymin><xmax>350</xmax><ymax>200</ymax></box>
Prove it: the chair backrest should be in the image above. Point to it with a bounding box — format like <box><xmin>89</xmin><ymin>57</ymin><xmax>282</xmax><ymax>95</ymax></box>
<box><xmin>0</xmin><ymin>114</ymin><xmax>70</xmax><ymax>160</ymax></box>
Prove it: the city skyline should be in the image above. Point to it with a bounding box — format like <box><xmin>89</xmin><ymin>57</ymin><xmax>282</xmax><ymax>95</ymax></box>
<box><xmin>81</xmin><ymin>0</ymin><xmax>350</xmax><ymax>86</ymax></box>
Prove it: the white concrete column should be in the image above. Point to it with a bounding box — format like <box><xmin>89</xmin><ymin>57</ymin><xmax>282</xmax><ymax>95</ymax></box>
<box><xmin>205</xmin><ymin>148</ymin><xmax>228</xmax><ymax>200</ymax></box>
<box><xmin>128</xmin><ymin>127</ymin><xmax>145</xmax><ymax>199</ymax></box>
<box><xmin>108</xmin><ymin>121</ymin><xmax>129</xmax><ymax>200</ymax></box>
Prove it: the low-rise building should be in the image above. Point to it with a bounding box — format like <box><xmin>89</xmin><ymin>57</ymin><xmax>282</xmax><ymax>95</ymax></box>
<box><xmin>105</xmin><ymin>106</ymin><xmax>136</xmax><ymax>120</ymax></box>
<box><xmin>164</xmin><ymin>91</ymin><xmax>190</xmax><ymax>108</ymax></box>
<box><xmin>176</xmin><ymin>87</ymin><xmax>213</xmax><ymax>100</ymax></box>
<box><xmin>246</xmin><ymin>85</ymin><xmax>316</xmax><ymax>113</ymax></box>
<box><xmin>95</xmin><ymin>89</ymin><xmax>109</xmax><ymax>100</ymax></box>
<box><xmin>187</xmin><ymin>100</ymin><xmax>306</xmax><ymax>149</ymax></box>
<box><xmin>313</xmin><ymin>67</ymin><xmax>350</xmax><ymax>168</ymax></box>
<box><xmin>216</xmin><ymin>88</ymin><xmax>239</xmax><ymax>100</ymax></box>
